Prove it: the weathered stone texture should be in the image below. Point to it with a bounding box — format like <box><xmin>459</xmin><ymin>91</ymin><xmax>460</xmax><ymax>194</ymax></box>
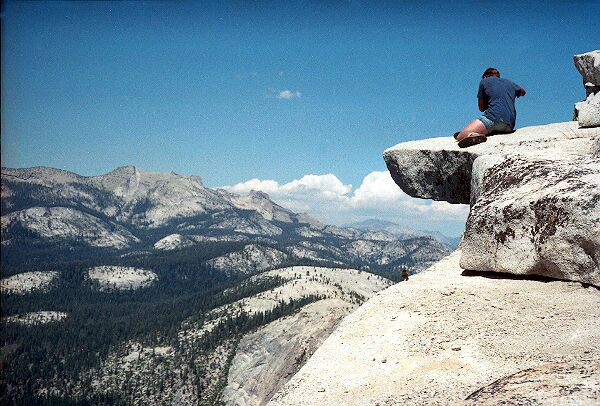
<box><xmin>383</xmin><ymin>121</ymin><xmax>600</xmax><ymax>286</ymax></box>
<box><xmin>383</xmin><ymin>121</ymin><xmax>599</xmax><ymax>204</ymax></box>
<box><xmin>460</xmin><ymin>156</ymin><xmax>600</xmax><ymax>285</ymax></box>
<box><xmin>578</xmin><ymin>91</ymin><xmax>600</xmax><ymax>128</ymax></box>
<box><xmin>574</xmin><ymin>50</ymin><xmax>600</xmax><ymax>96</ymax></box>
<box><xmin>269</xmin><ymin>252</ymin><xmax>600</xmax><ymax>406</ymax></box>
<box><xmin>465</xmin><ymin>360</ymin><xmax>600</xmax><ymax>405</ymax></box>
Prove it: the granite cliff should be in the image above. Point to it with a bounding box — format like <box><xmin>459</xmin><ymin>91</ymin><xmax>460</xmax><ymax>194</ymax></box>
<box><xmin>268</xmin><ymin>51</ymin><xmax>600</xmax><ymax>405</ymax></box>
<box><xmin>383</xmin><ymin>121</ymin><xmax>599</xmax><ymax>286</ymax></box>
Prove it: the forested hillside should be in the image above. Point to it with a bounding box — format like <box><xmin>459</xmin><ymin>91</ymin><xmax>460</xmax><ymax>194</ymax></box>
<box><xmin>1</xmin><ymin>166</ymin><xmax>451</xmax><ymax>404</ymax></box>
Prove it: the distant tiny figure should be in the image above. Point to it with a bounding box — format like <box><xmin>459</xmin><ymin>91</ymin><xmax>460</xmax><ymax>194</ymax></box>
<box><xmin>455</xmin><ymin>68</ymin><xmax>526</xmax><ymax>148</ymax></box>
<box><xmin>402</xmin><ymin>269</ymin><xmax>409</xmax><ymax>281</ymax></box>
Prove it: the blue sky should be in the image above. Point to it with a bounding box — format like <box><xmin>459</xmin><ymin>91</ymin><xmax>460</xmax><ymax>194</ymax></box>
<box><xmin>2</xmin><ymin>1</ymin><xmax>599</xmax><ymax>236</ymax></box>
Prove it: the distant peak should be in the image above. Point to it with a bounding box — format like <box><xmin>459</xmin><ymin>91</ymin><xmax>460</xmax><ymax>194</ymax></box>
<box><xmin>249</xmin><ymin>190</ymin><xmax>271</xmax><ymax>199</ymax></box>
<box><xmin>1</xmin><ymin>166</ymin><xmax>83</xmax><ymax>182</ymax></box>
<box><xmin>105</xmin><ymin>165</ymin><xmax>138</xmax><ymax>177</ymax></box>
<box><xmin>189</xmin><ymin>175</ymin><xmax>204</xmax><ymax>187</ymax></box>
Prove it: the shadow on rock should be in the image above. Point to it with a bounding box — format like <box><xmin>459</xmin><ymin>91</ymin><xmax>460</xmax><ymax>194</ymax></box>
<box><xmin>462</xmin><ymin>269</ymin><xmax>566</xmax><ymax>284</ymax></box>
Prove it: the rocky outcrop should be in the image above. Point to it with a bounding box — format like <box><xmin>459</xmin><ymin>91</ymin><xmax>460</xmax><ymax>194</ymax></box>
<box><xmin>207</xmin><ymin>244</ymin><xmax>288</xmax><ymax>275</ymax></box>
<box><xmin>270</xmin><ymin>52</ymin><xmax>600</xmax><ymax>406</ymax></box>
<box><xmin>218</xmin><ymin>267</ymin><xmax>391</xmax><ymax>406</ymax></box>
<box><xmin>226</xmin><ymin>190</ymin><xmax>295</xmax><ymax>223</ymax></box>
<box><xmin>1</xmin><ymin>271</ymin><xmax>60</xmax><ymax>295</ymax></box>
<box><xmin>153</xmin><ymin>233</ymin><xmax>195</xmax><ymax>250</ymax></box>
<box><xmin>573</xmin><ymin>50</ymin><xmax>600</xmax><ymax>124</ymax></box>
<box><xmin>87</xmin><ymin>266</ymin><xmax>158</xmax><ymax>291</ymax></box>
<box><xmin>111</xmin><ymin>266</ymin><xmax>390</xmax><ymax>406</ymax></box>
<box><xmin>383</xmin><ymin>121</ymin><xmax>600</xmax><ymax>286</ymax></box>
<box><xmin>574</xmin><ymin>50</ymin><xmax>600</xmax><ymax>96</ymax></box>
<box><xmin>383</xmin><ymin>52</ymin><xmax>600</xmax><ymax>285</ymax></box>
<box><xmin>461</xmin><ymin>155</ymin><xmax>599</xmax><ymax>285</ymax></box>
<box><xmin>222</xmin><ymin>299</ymin><xmax>351</xmax><ymax>406</ymax></box>
<box><xmin>383</xmin><ymin>122</ymin><xmax>598</xmax><ymax>204</ymax></box>
<box><xmin>3</xmin><ymin>311</ymin><xmax>68</xmax><ymax>326</ymax></box>
<box><xmin>269</xmin><ymin>252</ymin><xmax>600</xmax><ymax>405</ymax></box>
<box><xmin>1</xmin><ymin>206</ymin><xmax>140</xmax><ymax>249</ymax></box>
<box><xmin>578</xmin><ymin>92</ymin><xmax>600</xmax><ymax>128</ymax></box>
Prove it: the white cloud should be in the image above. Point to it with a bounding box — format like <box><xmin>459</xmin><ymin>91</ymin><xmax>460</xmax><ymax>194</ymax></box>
<box><xmin>428</xmin><ymin>200</ymin><xmax>471</xmax><ymax>214</ymax></box>
<box><xmin>350</xmin><ymin>171</ymin><xmax>405</xmax><ymax>207</ymax></box>
<box><xmin>225</xmin><ymin>178</ymin><xmax>280</xmax><ymax>195</ymax></box>
<box><xmin>280</xmin><ymin>174</ymin><xmax>352</xmax><ymax>197</ymax></box>
<box><xmin>221</xmin><ymin>171</ymin><xmax>469</xmax><ymax>234</ymax></box>
<box><xmin>277</xmin><ymin>89</ymin><xmax>301</xmax><ymax>99</ymax></box>
<box><xmin>223</xmin><ymin>174</ymin><xmax>351</xmax><ymax>213</ymax></box>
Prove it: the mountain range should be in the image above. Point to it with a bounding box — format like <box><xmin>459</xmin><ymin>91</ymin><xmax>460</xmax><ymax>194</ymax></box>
<box><xmin>1</xmin><ymin>165</ymin><xmax>452</xmax><ymax>405</ymax></box>
<box><xmin>345</xmin><ymin>218</ymin><xmax>461</xmax><ymax>249</ymax></box>
<box><xmin>2</xmin><ymin>165</ymin><xmax>451</xmax><ymax>276</ymax></box>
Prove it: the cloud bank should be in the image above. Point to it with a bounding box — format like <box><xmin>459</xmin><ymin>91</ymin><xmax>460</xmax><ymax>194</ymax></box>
<box><xmin>221</xmin><ymin>171</ymin><xmax>469</xmax><ymax>235</ymax></box>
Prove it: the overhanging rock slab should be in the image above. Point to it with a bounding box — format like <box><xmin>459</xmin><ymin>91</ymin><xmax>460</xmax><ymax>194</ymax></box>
<box><xmin>383</xmin><ymin>121</ymin><xmax>600</xmax><ymax>285</ymax></box>
<box><xmin>383</xmin><ymin>121</ymin><xmax>599</xmax><ymax>204</ymax></box>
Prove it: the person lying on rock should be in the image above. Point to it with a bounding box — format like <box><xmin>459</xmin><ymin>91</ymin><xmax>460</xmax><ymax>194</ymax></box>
<box><xmin>455</xmin><ymin>67</ymin><xmax>526</xmax><ymax>148</ymax></box>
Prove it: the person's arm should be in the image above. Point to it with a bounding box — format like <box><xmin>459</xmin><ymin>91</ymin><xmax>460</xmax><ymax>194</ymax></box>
<box><xmin>477</xmin><ymin>80</ymin><xmax>488</xmax><ymax>112</ymax></box>
<box><xmin>478</xmin><ymin>98</ymin><xmax>488</xmax><ymax>112</ymax></box>
<box><xmin>516</xmin><ymin>87</ymin><xmax>526</xmax><ymax>97</ymax></box>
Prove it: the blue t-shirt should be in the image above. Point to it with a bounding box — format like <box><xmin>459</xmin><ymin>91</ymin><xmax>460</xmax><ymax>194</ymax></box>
<box><xmin>477</xmin><ymin>76</ymin><xmax>523</xmax><ymax>128</ymax></box>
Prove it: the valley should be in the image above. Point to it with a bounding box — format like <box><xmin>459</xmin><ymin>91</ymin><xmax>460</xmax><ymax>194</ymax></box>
<box><xmin>0</xmin><ymin>166</ymin><xmax>452</xmax><ymax>405</ymax></box>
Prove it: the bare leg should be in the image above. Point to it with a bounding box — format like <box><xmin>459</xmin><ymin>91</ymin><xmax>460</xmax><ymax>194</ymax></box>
<box><xmin>456</xmin><ymin>119</ymin><xmax>488</xmax><ymax>142</ymax></box>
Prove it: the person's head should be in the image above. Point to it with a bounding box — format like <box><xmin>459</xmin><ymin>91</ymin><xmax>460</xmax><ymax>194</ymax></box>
<box><xmin>482</xmin><ymin>68</ymin><xmax>500</xmax><ymax>79</ymax></box>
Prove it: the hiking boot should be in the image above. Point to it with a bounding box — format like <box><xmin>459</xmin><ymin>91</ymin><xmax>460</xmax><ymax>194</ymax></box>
<box><xmin>458</xmin><ymin>132</ymin><xmax>487</xmax><ymax>148</ymax></box>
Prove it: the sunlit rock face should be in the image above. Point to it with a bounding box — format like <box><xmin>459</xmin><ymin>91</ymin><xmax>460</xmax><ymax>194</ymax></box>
<box><xmin>460</xmin><ymin>155</ymin><xmax>600</xmax><ymax>285</ymax></box>
<box><xmin>3</xmin><ymin>311</ymin><xmax>68</xmax><ymax>326</ymax></box>
<box><xmin>219</xmin><ymin>266</ymin><xmax>392</xmax><ymax>406</ymax></box>
<box><xmin>1</xmin><ymin>206</ymin><xmax>140</xmax><ymax>249</ymax></box>
<box><xmin>384</xmin><ymin>121</ymin><xmax>600</xmax><ymax>285</ymax></box>
<box><xmin>1</xmin><ymin>271</ymin><xmax>60</xmax><ymax>295</ymax></box>
<box><xmin>87</xmin><ymin>266</ymin><xmax>158</xmax><ymax>291</ymax></box>
<box><xmin>269</xmin><ymin>252</ymin><xmax>600</xmax><ymax>406</ymax></box>
<box><xmin>207</xmin><ymin>244</ymin><xmax>288</xmax><ymax>275</ymax></box>
<box><xmin>269</xmin><ymin>50</ymin><xmax>600</xmax><ymax>406</ymax></box>
<box><xmin>577</xmin><ymin>92</ymin><xmax>600</xmax><ymax>128</ymax></box>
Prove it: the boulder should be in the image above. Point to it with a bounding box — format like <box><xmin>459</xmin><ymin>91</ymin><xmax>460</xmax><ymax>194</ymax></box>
<box><xmin>573</xmin><ymin>50</ymin><xmax>600</xmax><ymax>96</ymax></box>
<box><xmin>460</xmin><ymin>155</ymin><xmax>600</xmax><ymax>286</ymax></box>
<box><xmin>578</xmin><ymin>92</ymin><xmax>600</xmax><ymax>128</ymax></box>
<box><xmin>383</xmin><ymin>121</ymin><xmax>600</xmax><ymax>285</ymax></box>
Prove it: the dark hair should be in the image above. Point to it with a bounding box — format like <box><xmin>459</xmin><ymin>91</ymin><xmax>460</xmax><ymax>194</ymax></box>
<box><xmin>482</xmin><ymin>68</ymin><xmax>500</xmax><ymax>79</ymax></box>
